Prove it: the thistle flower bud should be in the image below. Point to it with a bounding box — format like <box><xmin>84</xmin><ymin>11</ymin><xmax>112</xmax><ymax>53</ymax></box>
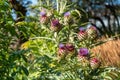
<box><xmin>57</xmin><ymin>43</ymin><xmax>67</xmax><ymax>60</ymax></box>
<box><xmin>50</xmin><ymin>19</ymin><xmax>61</xmax><ymax>32</ymax></box>
<box><xmin>77</xmin><ymin>55</ymin><xmax>89</xmax><ymax>66</ymax></box>
<box><xmin>65</xmin><ymin>43</ymin><xmax>75</xmax><ymax>59</ymax></box>
<box><xmin>77</xmin><ymin>48</ymin><xmax>89</xmax><ymax>63</ymax></box>
<box><xmin>78</xmin><ymin>27</ymin><xmax>87</xmax><ymax>41</ymax></box>
<box><xmin>57</xmin><ymin>43</ymin><xmax>75</xmax><ymax>60</ymax></box>
<box><xmin>90</xmin><ymin>58</ymin><xmax>100</xmax><ymax>69</ymax></box>
<box><xmin>40</xmin><ymin>11</ymin><xmax>46</xmax><ymax>17</ymax></box>
<box><xmin>64</xmin><ymin>12</ymin><xmax>70</xmax><ymax>17</ymax></box>
<box><xmin>77</xmin><ymin>55</ymin><xmax>88</xmax><ymax>61</ymax></box>
<box><xmin>40</xmin><ymin>10</ymin><xmax>49</xmax><ymax>24</ymax></box>
<box><xmin>66</xmin><ymin>43</ymin><xmax>75</xmax><ymax>54</ymax></box>
<box><xmin>86</xmin><ymin>26</ymin><xmax>98</xmax><ymax>39</ymax></box>
<box><xmin>64</xmin><ymin>12</ymin><xmax>73</xmax><ymax>25</ymax></box>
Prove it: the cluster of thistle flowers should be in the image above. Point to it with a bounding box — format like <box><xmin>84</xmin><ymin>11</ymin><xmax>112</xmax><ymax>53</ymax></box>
<box><xmin>39</xmin><ymin>9</ymin><xmax>100</xmax><ymax>69</ymax></box>
<box><xmin>40</xmin><ymin>8</ymin><xmax>97</xmax><ymax>39</ymax></box>
<box><xmin>78</xmin><ymin>26</ymin><xmax>98</xmax><ymax>41</ymax></box>
<box><xmin>40</xmin><ymin>9</ymin><xmax>73</xmax><ymax>32</ymax></box>
<box><xmin>58</xmin><ymin>43</ymin><xmax>100</xmax><ymax>69</ymax></box>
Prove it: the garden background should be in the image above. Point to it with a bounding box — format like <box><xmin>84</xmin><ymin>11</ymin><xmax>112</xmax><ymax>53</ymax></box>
<box><xmin>0</xmin><ymin>0</ymin><xmax>120</xmax><ymax>80</ymax></box>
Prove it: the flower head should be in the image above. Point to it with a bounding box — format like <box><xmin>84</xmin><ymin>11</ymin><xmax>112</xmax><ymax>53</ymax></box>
<box><xmin>79</xmin><ymin>27</ymin><xmax>86</xmax><ymax>32</ymax></box>
<box><xmin>89</xmin><ymin>26</ymin><xmax>97</xmax><ymax>30</ymax></box>
<box><xmin>59</xmin><ymin>43</ymin><xmax>65</xmax><ymax>49</ymax></box>
<box><xmin>78</xmin><ymin>48</ymin><xmax>89</xmax><ymax>56</ymax></box>
<box><xmin>66</xmin><ymin>43</ymin><xmax>74</xmax><ymax>52</ymax></box>
<box><xmin>40</xmin><ymin>11</ymin><xmax>46</xmax><ymax>17</ymax></box>
<box><xmin>50</xmin><ymin>19</ymin><xmax>61</xmax><ymax>31</ymax></box>
<box><xmin>86</xmin><ymin>26</ymin><xmax>98</xmax><ymax>39</ymax></box>
<box><xmin>39</xmin><ymin>10</ymin><xmax>48</xmax><ymax>24</ymax></box>
<box><xmin>78</xmin><ymin>32</ymin><xmax>87</xmax><ymax>41</ymax></box>
<box><xmin>58</xmin><ymin>43</ymin><xmax>67</xmax><ymax>60</ymax></box>
<box><xmin>64</xmin><ymin>12</ymin><xmax>70</xmax><ymax>17</ymax></box>
<box><xmin>51</xmin><ymin>19</ymin><xmax>60</xmax><ymax>27</ymax></box>
<box><xmin>90</xmin><ymin>58</ymin><xmax>100</xmax><ymax>69</ymax></box>
<box><xmin>64</xmin><ymin>11</ymin><xmax>73</xmax><ymax>25</ymax></box>
<box><xmin>91</xmin><ymin>58</ymin><xmax>99</xmax><ymax>63</ymax></box>
<box><xmin>78</xmin><ymin>27</ymin><xmax>86</xmax><ymax>35</ymax></box>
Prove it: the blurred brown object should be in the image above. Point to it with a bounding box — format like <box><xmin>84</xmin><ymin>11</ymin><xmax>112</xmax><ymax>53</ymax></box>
<box><xmin>91</xmin><ymin>39</ymin><xmax>120</xmax><ymax>67</ymax></box>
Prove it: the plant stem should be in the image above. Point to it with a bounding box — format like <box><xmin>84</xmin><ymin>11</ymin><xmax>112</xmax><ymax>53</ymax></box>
<box><xmin>29</xmin><ymin>37</ymin><xmax>55</xmax><ymax>42</ymax></box>
<box><xmin>54</xmin><ymin>32</ymin><xmax>59</xmax><ymax>46</ymax></box>
<box><xmin>56</xmin><ymin>0</ymin><xmax>59</xmax><ymax>12</ymax></box>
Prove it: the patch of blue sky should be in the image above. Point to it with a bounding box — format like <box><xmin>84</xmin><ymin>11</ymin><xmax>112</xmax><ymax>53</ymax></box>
<box><xmin>31</xmin><ymin>0</ymin><xmax>37</xmax><ymax>5</ymax></box>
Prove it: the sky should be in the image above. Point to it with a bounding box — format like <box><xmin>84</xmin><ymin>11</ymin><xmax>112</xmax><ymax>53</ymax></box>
<box><xmin>31</xmin><ymin>0</ymin><xmax>37</xmax><ymax>5</ymax></box>
<box><xmin>30</xmin><ymin>0</ymin><xmax>120</xmax><ymax>5</ymax></box>
<box><xmin>11</xmin><ymin>0</ymin><xmax>120</xmax><ymax>20</ymax></box>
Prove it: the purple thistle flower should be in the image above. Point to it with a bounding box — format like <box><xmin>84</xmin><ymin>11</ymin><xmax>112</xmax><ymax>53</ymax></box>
<box><xmin>40</xmin><ymin>11</ymin><xmax>46</xmax><ymax>17</ymax></box>
<box><xmin>78</xmin><ymin>48</ymin><xmax>89</xmax><ymax>56</ymax></box>
<box><xmin>86</xmin><ymin>26</ymin><xmax>98</xmax><ymax>39</ymax></box>
<box><xmin>51</xmin><ymin>19</ymin><xmax>60</xmax><ymax>27</ymax></box>
<box><xmin>78</xmin><ymin>31</ymin><xmax>87</xmax><ymax>41</ymax></box>
<box><xmin>39</xmin><ymin>11</ymin><xmax>48</xmax><ymax>24</ymax></box>
<box><xmin>50</xmin><ymin>19</ymin><xmax>61</xmax><ymax>32</ymax></box>
<box><xmin>79</xmin><ymin>27</ymin><xmax>86</xmax><ymax>32</ymax></box>
<box><xmin>64</xmin><ymin>12</ymin><xmax>70</xmax><ymax>17</ymax></box>
<box><xmin>59</xmin><ymin>43</ymin><xmax>65</xmax><ymax>49</ymax></box>
<box><xmin>58</xmin><ymin>43</ymin><xmax>66</xmax><ymax>58</ymax></box>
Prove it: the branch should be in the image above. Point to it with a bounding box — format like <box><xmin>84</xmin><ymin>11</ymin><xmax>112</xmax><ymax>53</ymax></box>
<box><xmin>8</xmin><ymin>0</ymin><xmax>27</xmax><ymax>21</ymax></box>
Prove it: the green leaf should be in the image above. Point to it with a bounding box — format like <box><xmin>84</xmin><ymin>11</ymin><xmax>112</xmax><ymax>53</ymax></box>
<box><xmin>7</xmin><ymin>77</ymin><xmax>14</xmax><ymax>80</ymax></box>
<box><xmin>21</xmin><ymin>66</ymin><xmax>29</xmax><ymax>76</ymax></box>
<box><xmin>22</xmin><ymin>55</ymin><xmax>28</xmax><ymax>62</ymax></box>
<box><xmin>11</xmin><ymin>72</ymin><xmax>17</xmax><ymax>77</ymax></box>
<box><xmin>104</xmin><ymin>76</ymin><xmax>113</xmax><ymax>80</ymax></box>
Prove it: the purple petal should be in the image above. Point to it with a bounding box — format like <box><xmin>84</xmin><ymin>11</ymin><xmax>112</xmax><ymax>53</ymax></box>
<box><xmin>79</xmin><ymin>27</ymin><xmax>85</xmax><ymax>31</ymax></box>
<box><xmin>64</xmin><ymin>12</ymin><xmax>70</xmax><ymax>17</ymax></box>
<box><xmin>51</xmin><ymin>19</ymin><xmax>60</xmax><ymax>26</ymax></box>
<box><xmin>59</xmin><ymin>43</ymin><xmax>65</xmax><ymax>48</ymax></box>
<box><xmin>40</xmin><ymin>11</ymin><xmax>46</xmax><ymax>16</ymax></box>
<box><xmin>79</xmin><ymin>48</ymin><xmax>89</xmax><ymax>56</ymax></box>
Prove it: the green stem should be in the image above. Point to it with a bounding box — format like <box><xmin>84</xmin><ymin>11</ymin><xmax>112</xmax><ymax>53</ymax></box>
<box><xmin>29</xmin><ymin>37</ymin><xmax>55</xmax><ymax>42</ymax></box>
<box><xmin>54</xmin><ymin>32</ymin><xmax>59</xmax><ymax>46</ymax></box>
<box><xmin>56</xmin><ymin>0</ymin><xmax>59</xmax><ymax>12</ymax></box>
<box><xmin>67</xmin><ymin>25</ymin><xmax>70</xmax><ymax>42</ymax></box>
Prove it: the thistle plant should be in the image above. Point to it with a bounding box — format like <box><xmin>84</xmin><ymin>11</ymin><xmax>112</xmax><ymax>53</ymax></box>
<box><xmin>86</xmin><ymin>26</ymin><xmax>98</xmax><ymax>40</ymax></box>
<box><xmin>19</xmin><ymin>0</ymin><xmax>120</xmax><ymax>80</ymax></box>
<box><xmin>50</xmin><ymin>19</ymin><xmax>62</xmax><ymax>32</ymax></box>
<box><xmin>39</xmin><ymin>9</ymin><xmax>49</xmax><ymax>24</ymax></box>
<box><xmin>1</xmin><ymin>0</ymin><xmax>120</xmax><ymax>80</ymax></box>
<box><xmin>78</xmin><ymin>27</ymin><xmax>88</xmax><ymax>41</ymax></box>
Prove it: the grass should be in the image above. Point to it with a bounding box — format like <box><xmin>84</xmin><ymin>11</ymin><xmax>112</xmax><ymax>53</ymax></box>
<box><xmin>91</xmin><ymin>38</ymin><xmax>120</xmax><ymax>67</ymax></box>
